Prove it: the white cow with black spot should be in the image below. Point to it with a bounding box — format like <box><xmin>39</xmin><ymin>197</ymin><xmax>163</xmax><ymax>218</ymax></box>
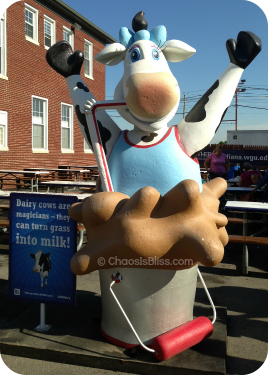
<box><xmin>30</xmin><ymin>250</ymin><xmax>51</xmax><ymax>288</ymax></box>
<box><xmin>46</xmin><ymin>11</ymin><xmax>261</xmax><ymax>197</ymax></box>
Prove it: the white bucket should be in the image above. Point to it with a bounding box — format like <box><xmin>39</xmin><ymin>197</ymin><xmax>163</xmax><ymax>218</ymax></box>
<box><xmin>99</xmin><ymin>265</ymin><xmax>198</xmax><ymax>347</ymax></box>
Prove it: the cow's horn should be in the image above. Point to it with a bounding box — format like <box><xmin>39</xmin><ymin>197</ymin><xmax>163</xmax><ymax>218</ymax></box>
<box><xmin>132</xmin><ymin>11</ymin><xmax>148</xmax><ymax>32</ymax></box>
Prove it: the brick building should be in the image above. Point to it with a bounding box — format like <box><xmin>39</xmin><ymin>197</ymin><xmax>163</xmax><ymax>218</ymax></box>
<box><xmin>0</xmin><ymin>0</ymin><xmax>115</xmax><ymax>169</ymax></box>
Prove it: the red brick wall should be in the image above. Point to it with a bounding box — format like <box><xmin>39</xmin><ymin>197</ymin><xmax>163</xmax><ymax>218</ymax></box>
<box><xmin>0</xmin><ymin>0</ymin><xmax>105</xmax><ymax>169</ymax></box>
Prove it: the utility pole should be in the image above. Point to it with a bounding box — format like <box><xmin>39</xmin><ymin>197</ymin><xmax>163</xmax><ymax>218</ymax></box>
<box><xmin>235</xmin><ymin>79</ymin><xmax>246</xmax><ymax>131</ymax></box>
<box><xmin>183</xmin><ymin>94</ymin><xmax>186</xmax><ymax>118</ymax></box>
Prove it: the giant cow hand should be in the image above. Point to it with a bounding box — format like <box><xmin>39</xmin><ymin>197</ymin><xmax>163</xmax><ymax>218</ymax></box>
<box><xmin>69</xmin><ymin>178</ymin><xmax>228</xmax><ymax>275</ymax></box>
<box><xmin>226</xmin><ymin>31</ymin><xmax>261</xmax><ymax>70</ymax></box>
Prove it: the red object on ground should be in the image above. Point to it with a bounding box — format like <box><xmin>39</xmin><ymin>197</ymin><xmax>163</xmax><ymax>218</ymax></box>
<box><xmin>152</xmin><ymin>316</ymin><xmax>213</xmax><ymax>361</ymax></box>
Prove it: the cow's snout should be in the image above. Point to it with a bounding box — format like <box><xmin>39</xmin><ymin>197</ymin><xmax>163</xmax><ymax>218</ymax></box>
<box><xmin>33</xmin><ymin>268</ymin><xmax>39</xmax><ymax>273</ymax></box>
<box><xmin>125</xmin><ymin>72</ymin><xmax>179</xmax><ymax>119</ymax></box>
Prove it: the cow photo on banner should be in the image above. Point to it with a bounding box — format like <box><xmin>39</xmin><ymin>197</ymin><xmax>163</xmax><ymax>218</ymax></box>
<box><xmin>8</xmin><ymin>193</ymin><xmax>78</xmax><ymax>306</ymax></box>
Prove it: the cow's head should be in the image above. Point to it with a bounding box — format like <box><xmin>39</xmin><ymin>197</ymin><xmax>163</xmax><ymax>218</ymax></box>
<box><xmin>31</xmin><ymin>250</ymin><xmax>42</xmax><ymax>273</ymax></box>
<box><xmin>96</xmin><ymin>12</ymin><xmax>196</xmax><ymax>132</ymax></box>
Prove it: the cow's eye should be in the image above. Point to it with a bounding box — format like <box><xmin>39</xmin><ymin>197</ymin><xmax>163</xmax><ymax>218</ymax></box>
<box><xmin>152</xmin><ymin>49</ymin><xmax>160</xmax><ymax>61</ymax></box>
<box><xmin>130</xmin><ymin>48</ymin><xmax>140</xmax><ymax>63</ymax></box>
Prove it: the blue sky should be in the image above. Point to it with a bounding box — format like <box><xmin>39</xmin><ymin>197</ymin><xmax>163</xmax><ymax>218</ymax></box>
<box><xmin>2</xmin><ymin>0</ymin><xmax>268</xmax><ymax>144</ymax></box>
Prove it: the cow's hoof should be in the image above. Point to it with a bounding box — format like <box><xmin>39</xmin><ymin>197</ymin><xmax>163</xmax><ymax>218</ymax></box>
<box><xmin>226</xmin><ymin>31</ymin><xmax>261</xmax><ymax>69</ymax></box>
<box><xmin>46</xmin><ymin>40</ymin><xmax>84</xmax><ymax>77</ymax></box>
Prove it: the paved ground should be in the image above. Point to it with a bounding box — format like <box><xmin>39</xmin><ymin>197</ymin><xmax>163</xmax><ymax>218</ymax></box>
<box><xmin>0</xmin><ymin>202</ymin><xmax>268</xmax><ymax>375</ymax></box>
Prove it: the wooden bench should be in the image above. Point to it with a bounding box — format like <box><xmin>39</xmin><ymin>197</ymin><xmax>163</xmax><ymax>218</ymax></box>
<box><xmin>228</xmin><ymin>235</ymin><xmax>268</xmax><ymax>245</ymax></box>
<box><xmin>228</xmin><ymin>234</ymin><xmax>268</xmax><ymax>275</ymax></box>
<box><xmin>228</xmin><ymin>218</ymin><xmax>268</xmax><ymax>225</ymax></box>
<box><xmin>0</xmin><ymin>204</ymin><xmax>10</xmax><ymax>210</ymax></box>
<box><xmin>0</xmin><ymin>176</ymin><xmax>33</xmax><ymax>190</ymax></box>
<box><xmin>0</xmin><ymin>220</ymin><xmax>9</xmax><ymax>227</ymax></box>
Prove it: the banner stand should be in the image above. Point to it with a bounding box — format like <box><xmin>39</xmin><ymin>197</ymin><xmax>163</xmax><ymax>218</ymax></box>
<box><xmin>34</xmin><ymin>303</ymin><xmax>51</xmax><ymax>332</ymax></box>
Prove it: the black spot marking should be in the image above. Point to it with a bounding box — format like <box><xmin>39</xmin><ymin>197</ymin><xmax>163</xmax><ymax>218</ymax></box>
<box><xmin>97</xmin><ymin>120</ymin><xmax>112</xmax><ymax>154</ymax></box>
<box><xmin>141</xmin><ymin>132</ymin><xmax>158</xmax><ymax>142</ymax></box>
<box><xmin>77</xmin><ymin>82</ymin><xmax>89</xmax><ymax>92</ymax></box>
<box><xmin>74</xmin><ymin>106</ymin><xmax>112</xmax><ymax>154</ymax></box>
<box><xmin>215</xmin><ymin>108</ymin><xmax>228</xmax><ymax>134</ymax></box>
<box><xmin>185</xmin><ymin>80</ymin><xmax>220</xmax><ymax>123</ymax></box>
<box><xmin>190</xmin><ymin>107</ymin><xmax>228</xmax><ymax>159</ymax></box>
<box><xmin>75</xmin><ymin>105</ymin><xmax>92</xmax><ymax>148</ymax></box>
<box><xmin>39</xmin><ymin>253</ymin><xmax>51</xmax><ymax>272</ymax></box>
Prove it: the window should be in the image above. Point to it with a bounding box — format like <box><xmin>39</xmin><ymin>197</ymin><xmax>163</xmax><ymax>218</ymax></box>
<box><xmin>0</xmin><ymin>111</ymin><xmax>8</xmax><ymax>149</ymax></box>
<box><xmin>61</xmin><ymin>104</ymin><xmax>73</xmax><ymax>150</ymax></box>
<box><xmin>44</xmin><ymin>16</ymin><xmax>55</xmax><ymax>49</ymax></box>
<box><xmin>25</xmin><ymin>4</ymin><xmax>38</xmax><ymax>44</ymax></box>
<box><xmin>32</xmin><ymin>97</ymin><xmax>48</xmax><ymax>150</ymax></box>
<box><xmin>84</xmin><ymin>39</ymin><xmax>93</xmax><ymax>79</ymax></box>
<box><xmin>63</xmin><ymin>26</ymin><xmax>74</xmax><ymax>49</ymax></box>
<box><xmin>233</xmin><ymin>135</ymin><xmax>237</xmax><ymax>140</ymax></box>
<box><xmin>0</xmin><ymin>12</ymin><xmax>7</xmax><ymax>78</ymax></box>
<box><xmin>84</xmin><ymin>139</ymin><xmax>92</xmax><ymax>152</ymax></box>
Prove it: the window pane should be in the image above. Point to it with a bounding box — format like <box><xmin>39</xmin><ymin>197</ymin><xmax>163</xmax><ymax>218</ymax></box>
<box><xmin>0</xmin><ymin>18</ymin><xmax>2</xmax><ymax>75</ymax></box>
<box><xmin>84</xmin><ymin>42</ymin><xmax>91</xmax><ymax>76</ymax></box>
<box><xmin>25</xmin><ymin>10</ymin><xmax>33</xmax><ymax>25</ymax></box>
<box><xmin>62</xmin><ymin>128</ymin><xmax>70</xmax><ymax>149</ymax></box>
<box><xmin>85</xmin><ymin>44</ymin><xmax>89</xmax><ymax>57</ymax></box>
<box><xmin>84</xmin><ymin>59</ymin><xmax>89</xmax><ymax>76</ymax></box>
<box><xmin>84</xmin><ymin>139</ymin><xmax>90</xmax><ymax>149</ymax></box>
<box><xmin>0</xmin><ymin>126</ymin><xmax>3</xmax><ymax>146</ymax></box>
<box><xmin>25</xmin><ymin>9</ymin><xmax>34</xmax><ymax>38</ymax></box>
<box><xmin>44</xmin><ymin>20</ymin><xmax>51</xmax><ymax>47</ymax></box>
<box><xmin>0</xmin><ymin>21</ymin><xmax>1</xmax><ymax>47</ymax></box>
<box><xmin>63</xmin><ymin>30</ymin><xmax>69</xmax><ymax>42</ymax></box>
<box><xmin>25</xmin><ymin>23</ymin><xmax>33</xmax><ymax>38</ymax></box>
<box><xmin>33</xmin><ymin>99</ymin><xmax>44</xmax><ymax>123</ymax></box>
<box><xmin>61</xmin><ymin>105</ymin><xmax>70</xmax><ymax>126</ymax></box>
<box><xmin>33</xmin><ymin>124</ymin><xmax>44</xmax><ymax>148</ymax></box>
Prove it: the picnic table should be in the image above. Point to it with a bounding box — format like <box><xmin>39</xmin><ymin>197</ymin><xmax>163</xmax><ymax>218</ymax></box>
<box><xmin>226</xmin><ymin>186</ymin><xmax>263</xmax><ymax>201</ymax></box>
<box><xmin>38</xmin><ymin>180</ymin><xmax>96</xmax><ymax>193</ymax></box>
<box><xmin>58</xmin><ymin>164</ymin><xmax>98</xmax><ymax>171</ymax></box>
<box><xmin>0</xmin><ymin>170</ymin><xmax>49</xmax><ymax>192</ymax></box>
<box><xmin>24</xmin><ymin>168</ymin><xmax>94</xmax><ymax>181</ymax></box>
<box><xmin>225</xmin><ymin>201</ymin><xmax>268</xmax><ymax>274</ymax></box>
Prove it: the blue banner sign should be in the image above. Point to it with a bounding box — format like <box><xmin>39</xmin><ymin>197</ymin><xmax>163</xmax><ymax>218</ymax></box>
<box><xmin>197</xmin><ymin>149</ymin><xmax>268</xmax><ymax>167</ymax></box>
<box><xmin>9</xmin><ymin>193</ymin><xmax>78</xmax><ymax>306</ymax></box>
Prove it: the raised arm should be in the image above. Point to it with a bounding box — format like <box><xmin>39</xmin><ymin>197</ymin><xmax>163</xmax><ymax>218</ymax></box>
<box><xmin>46</xmin><ymin>41</ymin><xmax>121</xmax><ymax>157</ymax></box>
<box><xmin>225</xmin><ymin>157</ymin><xmax>230</xmax><ymax>173</ymax></box>
<box><xmin>204</xmin><ymin>156</ymin><xmax>211</xmax><ymax>172</ymax></box>
<box><xmin>178</xmin><ymin>32</ymin><xmax>261</xmax><ymax>157</ymax></box>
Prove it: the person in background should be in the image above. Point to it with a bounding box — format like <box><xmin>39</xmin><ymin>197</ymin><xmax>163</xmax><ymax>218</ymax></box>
<box><xmin>250</xmin><ymin>173</ymin><xmax>261</xmax><ymax>186</ymax></box>
<box><xmin>204</xmin><ymin>145</ymin><xmax>230</xmax><ymax>180</ymax></box>
<box><xmin>238</xmin><ymin>162</ymin><xmax>262</xmax><ymax>187</ymax></box>
<box><xmin>252</xmin><ymin>168</ymin><xmax>268</xmax><ymax>203</ymax></box>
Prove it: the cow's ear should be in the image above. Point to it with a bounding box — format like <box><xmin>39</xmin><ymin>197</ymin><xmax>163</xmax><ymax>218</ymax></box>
<box><xmin>161</xmin><ymin>40</ymin><xmax>196</xmax><ymax>62</ymax></box>
<box><xmin>95</xmin><ymin>43</ymin><xmax>126</xmax><ymax>66</ymax></box>
<box><xmin>30</xmin><ymin>254</ymin><xmax>35</xmax><ymax>258</ymax></box>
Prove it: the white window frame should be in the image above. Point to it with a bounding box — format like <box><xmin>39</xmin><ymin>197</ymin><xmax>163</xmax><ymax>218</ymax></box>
<box><xmin>61</xmin><ymin>103</ymin><xmax>73</xmax><ymax>152</ymax></box>
<box><xmin>44</xmin><ymin>15</ymin><xmax>55</xmax><ymax>49</ymax></box>
<box><xmin>32</xmin><ymin>96</ymin><xmax>48</xmax><ymax>152</ymax></box>
<box><xmin>25</xmin><ymin>3</ymin><xmax>39</xmax><ymax>45</ymax></box>
<box><xmin>84</xmin><ymin>138</ymin><xmax>92</xmax><ymax>153</ymax></box>
<box><xmin>84</xmin><ymin>39</ymin><xmax>93</xmax><ymax>79</ymax></box>
<box><xmin>0</xmin><ymin>12</ymin><xmax>7</xmax><ymax>80</ymax></box>
<box><xmin>0</xmin><ymin>110</ymin><xmax>8</xmax><ymax>150</ymax></box>
<box><xmin>63</xmin><ymin>26</ymin><xmax>74</xmax><ymax>49</ymax></box>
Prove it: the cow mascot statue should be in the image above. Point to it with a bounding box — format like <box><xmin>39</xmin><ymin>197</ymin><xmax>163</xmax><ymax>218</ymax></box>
<box><xmin>46</xmin><ymin>12</ymin><xmax>261</xmax><ymax>361</ymax></box>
